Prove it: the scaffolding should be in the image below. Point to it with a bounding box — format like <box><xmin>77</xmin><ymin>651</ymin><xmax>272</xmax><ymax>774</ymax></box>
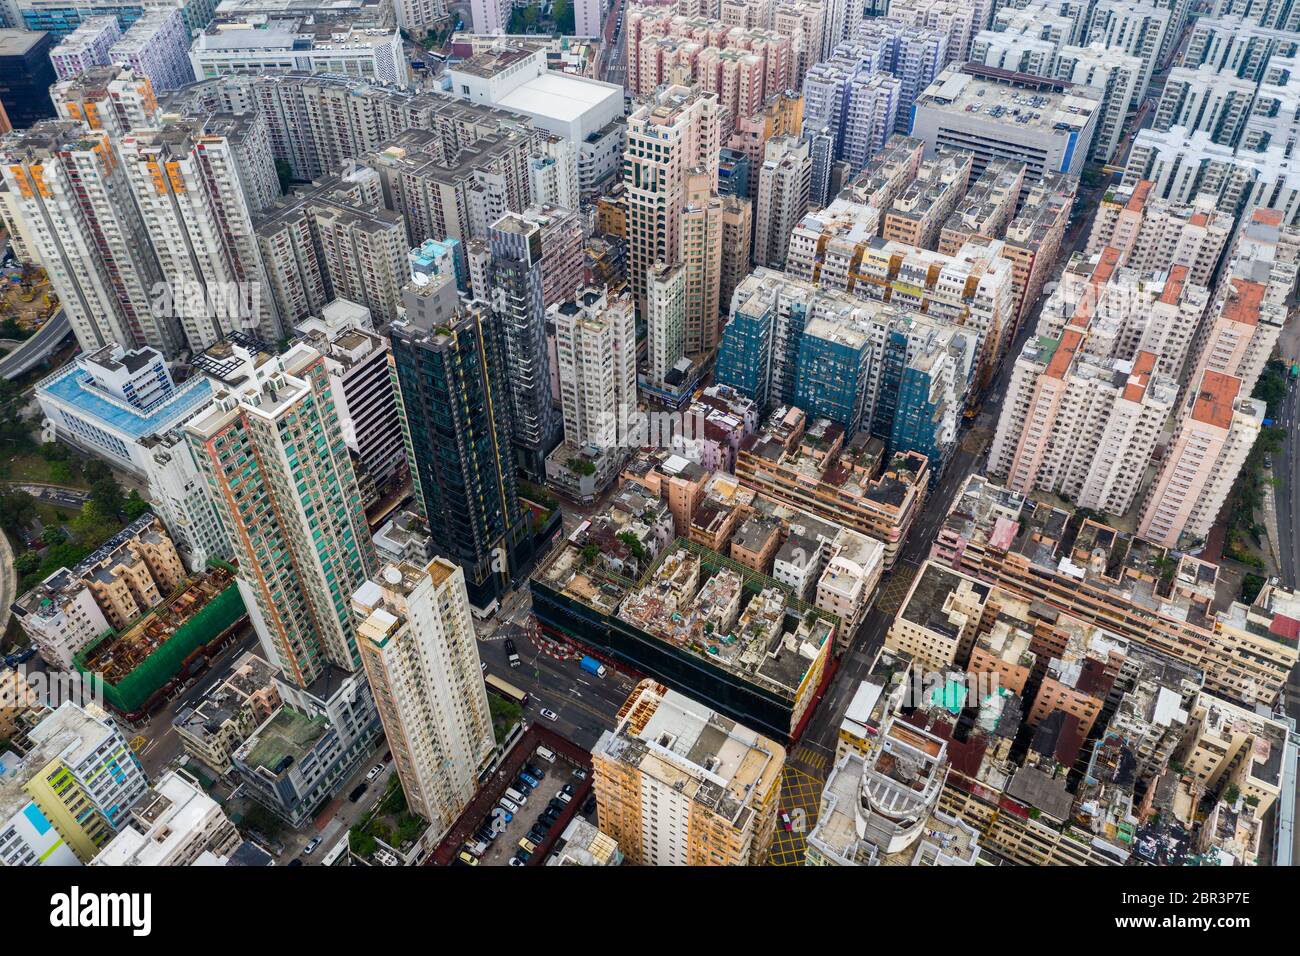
<box><xmin>73</xmin><ymin>562</ymin><xmax>247</xmax><ymax>715</ymax></box>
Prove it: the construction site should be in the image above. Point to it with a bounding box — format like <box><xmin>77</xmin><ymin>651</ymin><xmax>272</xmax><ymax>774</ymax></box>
<box><xmin>73</xmin><ymin>562</ymin><xmax>248</xmax><ymax>719</ymax></box>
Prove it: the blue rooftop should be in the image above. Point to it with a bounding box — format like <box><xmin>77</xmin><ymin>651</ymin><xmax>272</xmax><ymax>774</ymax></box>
<box><xmin>39</xmin><ymin>364</ymin><xmax>213</xmax><ymax>440</ymax></box>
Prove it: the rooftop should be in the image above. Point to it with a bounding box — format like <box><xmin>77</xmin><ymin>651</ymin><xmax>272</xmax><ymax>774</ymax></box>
<box><xmin>596</xmin><ymin>682</ymin><xmax>784</xmax><ymax>829</ymax></box>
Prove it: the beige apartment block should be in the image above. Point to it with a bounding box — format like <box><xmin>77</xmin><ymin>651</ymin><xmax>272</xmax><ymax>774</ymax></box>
<box><xmin>592</xmin><ymin>680</ymin><xmax>785</xmax><ymax>866</ymax></box>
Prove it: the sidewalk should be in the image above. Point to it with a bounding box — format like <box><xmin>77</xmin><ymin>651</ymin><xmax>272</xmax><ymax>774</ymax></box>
<box><xmin>1263</xmin><ymin>473</ymin><xmax>1283</xmax><ymax>571</ymax></box>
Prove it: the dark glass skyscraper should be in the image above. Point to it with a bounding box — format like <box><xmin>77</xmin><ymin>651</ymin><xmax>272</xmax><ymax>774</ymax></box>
<box><xmin>488</xmin><ymin>213</ymin><xmax>561</xmax><ymax>482</ymax></box>
<box><xmin>391</xmin><ymin>283</ymin><xmax>533</xmax><ymax>611</ymax></box>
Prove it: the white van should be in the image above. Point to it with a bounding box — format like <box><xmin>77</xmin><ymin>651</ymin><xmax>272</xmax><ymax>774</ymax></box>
<box><xmin>535</xmin><ymin>746</ymin><xmax>557</xmax><ymax>764</ymax></box>
<box><xmin>504</xmin><ymin>787</ymin><xmax>528</xmax><ymax>806</ymax></box>
<box><xmin>499</xmin><ymin>796</ymin><xmax>520</xmax><ymax>814</ymax></box>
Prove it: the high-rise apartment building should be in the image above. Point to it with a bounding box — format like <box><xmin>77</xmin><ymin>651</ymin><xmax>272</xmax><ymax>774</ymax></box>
<box><xmin>853</xmin><ymin>18</ymin><xmax>947</xmax><ymax>135</ymax></box>
<box><xmin>108</xmin><ymin>8</ymin><xmax>192</xmax><ymax>92</ymax></box>
<box><xmin>551</xmin><ymin>286</ymin><xmax>638</xmax><ymax>451</ymax></box>
<box><xmin>50</xmin><ymin>16</ymin><xmax>121</xmax><ymax>81</ymax></box>
<box><xmin>1055</xmin><ymin>45</ymin><xmax>1143</xmax><ymax>163</ymax></box>
<box><xmin>352</xmin><ymin>557</ymin><xmax>495</xmax><ymax>832</ymax></box>
<box><xmin>295</xmin><ymin>300</ymin><xmax>409</xmax><ymax>504</ymax></box>
<box><xmin>886</xmin><ymin>0</ymin><xmax>984</xmax><ymax>63</ymax></box>
<box><xmin>391</xmin><ymin>291</ymin><xmax>533</xmax><ymax>611</ymax></box>
<box><xmin>470</xmin><ymin>0</ymin><xmax>510</xmax><ymax>33</ymax></box>
<box><xmin>646</xmin><ymin>261</ymin><xmax>688</xmax><ymax>390</ymax></box>
<box><xmin>1085</xmin><ymin>180</ymin><xmax>1234</xmax><ymax>285</ymax></box>
<box><xmin>0</xmin><ymin>120</ymin><xmax>177</xmax><ymax>356</ymax></box>
<box><xmin>255</xmin><ymin>167</ymin><xmax>408</xmax><ymax>329</ymax></box>
<box><xmin>365</xmin><ymin>125</ymin><xmax>533</xmax><ymax>250</ymax></box>
<box><xmin>489</xmin><ymin>211</ymin><xmax>568</xmax><ymax>481</ymax></box>
<box><xmin>119</xmin><ymin>115</ymin><xmax>282</xmax><ymax>350</ymax></box>
<box><xmin>592</xmin><ymin>680</ymin><xmax>786</xmax><ymax>866</ymax></box>
<box><xmin>1182</xmin><ymin>208</ymin><xmax>1300</xmax><ymax>399</ymax></box>
<box><xmin>186</xmin><ymin>337</ymin><xmax>380</xmax><ymax>689</ymax></box>
<box><xmin>624</xmin><ymin>85</ymin><xmax>721</xmax><ymax>320</ymax></box>
<box><xmin>679</xmin><ymin>169</ymin><xmax>725</xmax><ymax>356</ymax></box>
<box><xmin>753</xmin><ymin>135</ymin><xmax>811</xmax><ymax>269</ymax></box>
<box><xmin>1137</xmin><ymin>371</ymin><xmax>1265</xmax><ymax>548</ymax></box>
<box><xmin>51</xmin><ymin>65</ymin><xmax>161</xmax><ymax>145</ymax></box>
<box><xmin>719</xmin><ymin>195</ymin><xmax>754</xmax><ymax>312</ymax></box>
<box><xmin>1083</xmin><ymin>1</ymin><xmax>1170</xmax><ymax>106</ymax></box>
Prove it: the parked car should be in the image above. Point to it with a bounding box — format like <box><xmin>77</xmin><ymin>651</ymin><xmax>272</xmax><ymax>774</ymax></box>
<box><xmin>366</xmin><ymin>764</ymin><xmax>383</xmax><ymax>782</ymax></box>
<box><xmin>582</xmin><ymin>795</ymin><xmax>597</xmax><ymax>816</ymax></box>
<box><xmin>348</xmin><ymin>783</ymin><xmax>368</xmax><ymax>803</ymax></box>
<box><xmin>515</xmin><ymin>777</ymin><xmax>534</xmax><ymax>793</ymax></box>
<box><xmin>457</xmin><ymin>851</ymin><xmax>479</xmax><ymax>866</ymax></box>
<box><xmin>539</xmin><ymin>708</ymin><xmax>559</xmax><ymax>722</ymax></box>
<box><xmin>520</xmin><ymin>772</ymin><xmax>541</xmax><ymax>788</ymax></box>
<box><xmin>525</xmin><ymin>763</ymin><xmax>547</xmax><ymax>780</ymax></box>
<box><xmin>304</xmin><ymin>837</ymin><xmax>322</xmax><ymax>855</ymax></box>
<box><xmin>572</xmin><ymin>767</ymin><xmax>587</xmax><ymax>780</ymax></box>
<box><xmin>561</xmin><ymin>783</ymin><xmax>575</xmax><ymax>796</ymax></box>
<box><xmin>500</xmin><ymin>797</ymin><xmax>520</xmax><ymax>814</ymax></box>
<box><xmin>556</xmin><ymin>790</ymin><xmax>572</xmax><ymax>805</ymax></box>
<box><xmin>508</xmin><ymin>857</ymin><xmax>525</xmax><ymax>867</ymax></box>
<box><xmin>780</xmin><ymin>812</ymin><xmax>793</xmax><ymax>832</ymax></box>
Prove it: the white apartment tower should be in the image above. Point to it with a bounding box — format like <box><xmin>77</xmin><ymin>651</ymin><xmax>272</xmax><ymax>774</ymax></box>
<box><xmin>754</xmin><ymin>135</ymin><xmax>812</xmax><ymax>270</ymax></box>
<box><xmin>647</xmin><ymin>261</ymin><xmax>688</xmax><ymax>388</ymax></box>
<box><xmin>1085</xmin><ymin>180</ymin><xmax>1233</xmax><ymax>285</ymax></box>
<box><xmin>552</xmin><ymin>287</ymin><xmax>638</xmax><ymax>449</ymax></box>
<box><xmin>352</xmin><ymin>558</ymin><xmax>495</xmax><ymax>831</ymax></box>
<box><xmin>470</xmin><ymin>0</ymin><xmax>511</xmax><ymax>33</ymax></box>
<box><xmin>119</xmin><ymin>116</ymin><xmax>283</xmax><ymax>351</ymax></box>
<box><xmin>0</xmin><ymin>121</ymin><xmax>177</xmax><ymax>357</ymax></box>
<box><xmin>1084</xmin><ymin>1</ymin><xmax>1170</xmax><ymax>106</ymax></box>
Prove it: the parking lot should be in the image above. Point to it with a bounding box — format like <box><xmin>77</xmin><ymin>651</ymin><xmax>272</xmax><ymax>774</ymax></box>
<box><xmin>433</xmin><ymin>726</ymin><xmax>595</xmax><ymax>867</ymax></box>
<box><xmin>473</xmin><ymin>750</ymin><xmax>590</xmax><ymax>866</ymax></box>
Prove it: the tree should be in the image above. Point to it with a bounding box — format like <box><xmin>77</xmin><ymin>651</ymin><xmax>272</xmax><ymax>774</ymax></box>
<box><xmin>1240</xmin><ymin>573</ymin><xmax>1266</xmax><ymax>605</ymax></box>
<box><xmin>0</xmin><ymin>490</ymin><xmax>36</xmax><ymax>533</ymax></box>
<box><xmin>553</xmin><ymin>0</ymin><xmax>574</xmax><ymax>33</ymax></box>
<box><xmin>82</xmin><ymin>460</ymin><xmax>111</xmax><ymax>484</ymax></box>
<box><xmin>123</xmin><ymin>490</ymin><xmax>150</xmax><ymax>520</ymax></box>
<box><xmin>90</xmin><ymin>478</ymin><xmax>124</xmax><ymax>518</ymax></box>
<box><xmin>274</xmin><ymin>158</ymin><xmax>293</xmax><ymax>195</ymax></box>
<box><xmin>40</xmin><ymin>526</ymin><xmax>66</xmax><ymax>547</ymax></box>
<box><xmin>14</xmin><ymin>552</ymin><xmax>40</xmax><ymax>575</ymax></box>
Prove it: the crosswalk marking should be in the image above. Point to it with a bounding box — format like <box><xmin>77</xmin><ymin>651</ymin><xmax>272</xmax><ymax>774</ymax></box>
<box><xmin>793</xmin><ymin>746</ymin><xmax>827</xmax><ymax>769</ymax></box>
